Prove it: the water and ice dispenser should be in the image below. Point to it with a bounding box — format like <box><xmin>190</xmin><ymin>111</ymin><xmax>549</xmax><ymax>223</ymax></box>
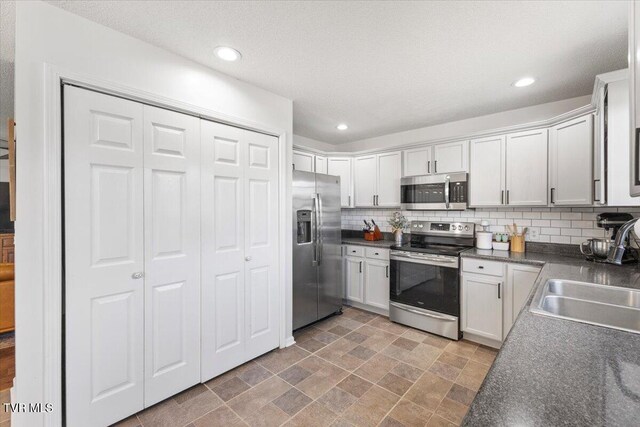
<box><xmin>296</xmin><ymin>210</ymin><xmax>312</xmax><ymax>244</ymax></box>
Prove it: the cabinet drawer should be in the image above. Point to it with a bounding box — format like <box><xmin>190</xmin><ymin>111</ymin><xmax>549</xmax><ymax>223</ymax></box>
<box><xmin>462</xmin><ymin>258</ymin><xmax>504</xmax><ymax>277</ymax></box>
<box><xmin>345</xmin><ymin>245</ymin><xmax>365</xmax><ymax>257</ymax></box>
<box><xmin>365</xmin><ymin>247</ymin><xmax>389</xmax><ymax>260</ymax></box>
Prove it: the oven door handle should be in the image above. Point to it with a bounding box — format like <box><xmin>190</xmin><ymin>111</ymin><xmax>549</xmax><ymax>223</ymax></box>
<box><xmin>444</xmin><ymin>175</ymin><xmax>450</xmax><ymax>209</ymax></box>
<box><xmin>390</xmin><ymin>302</ymin><xmax>457</xmax><ymax>321</ymax></box>
<box><xmin>390</xmin><ymin>253</ymin><xmax>458</xmax><ymax>268</ymax></box>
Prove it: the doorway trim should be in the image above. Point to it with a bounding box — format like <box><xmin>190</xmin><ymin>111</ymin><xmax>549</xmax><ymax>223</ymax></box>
<box><xmin>41</xmin><ymin>64</ymin><xmax>292</xmax><ymax>427</ymax></box>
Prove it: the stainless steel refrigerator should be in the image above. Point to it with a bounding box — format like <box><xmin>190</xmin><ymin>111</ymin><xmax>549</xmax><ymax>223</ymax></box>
<box><xmin>293</xmin><ymin>170</ymin><xmax>343</xmax><ymax>330</ymax></box>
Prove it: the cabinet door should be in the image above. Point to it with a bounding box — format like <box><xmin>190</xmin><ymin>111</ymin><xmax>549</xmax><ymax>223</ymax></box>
<box><xmin>469</xmin><ymin>136</ymin><xmax>505</xmax><ymax>206</ymax></box>
<box><xmin>293</xmin><ymin>150</ymin><xmax>314</xmax><ymax>172</ymax></box>
<box><xmin>461</xmin><ymin>274</ymin><xmax>502</xmax><ymax>341</ymax></box>
<box><xmin>505</xmin><ymin>264</ymin><xmax>540</xmax><ymax>337</ymax></box>
<box><xmin>403</xmin><ymin>147</ymin><xmax>431</xmax><ymax>176</ymax></box>
<box><xmin>327</xmin><ymin>157</ymin><xmax>353</xmax><ymax>207</ymax></box>
<box><xmin>594</xmin><ymin>86</ymin><xmax>606</xmax><ymax>204</ymax></box>
<box><xmin>433</xmin><ymin>140</ymin><xmax>469</xmax><ymax>174</ymax></box>
<box><xmin>354</xmin><ymin>155</ymin><xmax>377</xmax><ymax>207</ymax></box>
<box><xmin>376</xmin><ymin>152</ymin><xmax>401</xmax><ymax>207</ymax></box>
<box><xmin>505</xmin><ymin>129</ymin><xmax>548</xmax><ymax>206</ymax></box>
<box><xmin>364</xmin><ymin>259</ymin><xmax>389</xmax><ymax>310</ymax></box>
<box><xmin>549</xmin><ymin>115</ymin><xmax>593</xmax><ymax>206</ymax></box>
<box><xmin>345</xmin><ymin>256</ymin><xmax>364</xmax><ymax>303</ymax></box>
<box><xmin>315</xmin><ymin>155</ymin><xmax>328</xmax><ymax>174</ymax></box>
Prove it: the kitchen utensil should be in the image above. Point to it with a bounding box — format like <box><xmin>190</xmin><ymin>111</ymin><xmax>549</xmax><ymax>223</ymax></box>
<box><xmin>510</xmin><ymin>235</ymin><xmax>525</xmax><ymax>253</ymax></box>
<box><xmin>580</xmin><ymin>238</ymin><xmax>611</xmax><ymax>259</ymax></box>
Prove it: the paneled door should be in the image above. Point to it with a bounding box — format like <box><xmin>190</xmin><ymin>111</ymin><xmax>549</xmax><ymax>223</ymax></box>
<box><xmin>354</xmin><ymin>155</ymin><xmax>377</xmax><ymax>207</ymax></box>
<box><xmin>469</xmin><ymin>136</ymin><xmax>505</xmax><ymax>206</ymax></box>
<box><xmin>64</xmin><ymin>86</ymin><xmax>145</xmax><ymax>426</ymax></box>
<box><xmin>505</xmin><ymin>129</ymin><xmax>548</xmax><ymax>206</ymax></box>
<box><xmin>142</xmin><ymin>105</ymin><xmax>201</xmax><ymax>406</ymax></box>
<box><xmin>200</xmin><ymin>121</ymin><xmax>280</xmax><ymax>380</ymax></box>
<box><xmin>376</xmin><ymin>151</ymin><xmax>401</xmax><ymax>207</ymax></box>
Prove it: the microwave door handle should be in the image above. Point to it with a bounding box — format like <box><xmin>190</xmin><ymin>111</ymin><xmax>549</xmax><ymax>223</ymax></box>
<box><xmin>444</xmin><ymin>175</ymin><xmax>450</xmax><ymax>209</ymax></box>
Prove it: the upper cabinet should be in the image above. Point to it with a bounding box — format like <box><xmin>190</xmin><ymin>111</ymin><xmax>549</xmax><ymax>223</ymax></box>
<box><xmin>470</xmin><ymin>130</ymin><xmax>547</xmax><ymax>207</ymax></box>
<box><xmin>327</xmin><ymin>157</ymin><xmax>354</xmax><ymax>208</ymax></box>
<box><xmin>433</xmin><ymin>140</ymin><xmax>469</xmax><ymax>174</ymax></box>
<box><xmin>469</xmin><ymin>135</ymin><xmax>505</xmax><ymax>206</ymax></box>
<box><xmin>549</xmin><ymin>115</ymin><xmax>593</xmax><ymax>206</ymax></box>
<box><xmin>292</xmin><ymin>150</ymin><xmax>314</xmax><ymax>172</ymax></box>
<box><xmin>402</xmin><ymin>140</ymin><xmax>468</xmax><ymax>177</ymax></box>
<box><xmin>505</xmin><ymin>129</ymin><xmax>548</xmax><ymax>206</ymax></box>
<box><xmin>355</xmin><ymin>152</ymin><xmax>401</xmax><ymax>207</ymax></box>
<box><xmin>315</xmin><ymin>155</ymin><xmax>328</xmax><ymax>174</ymax></box>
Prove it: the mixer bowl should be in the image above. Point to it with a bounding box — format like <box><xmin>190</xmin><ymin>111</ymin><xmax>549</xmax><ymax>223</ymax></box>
<box><xmin>580</xmin><ymin>238</ymin><xmax>611</xmax><ymax>259</ymax></box>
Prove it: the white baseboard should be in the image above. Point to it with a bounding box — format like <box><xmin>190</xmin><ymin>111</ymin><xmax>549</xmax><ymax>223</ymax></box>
<box><xmin>461</xmin><ymin>332</ymin><xmax>502</xmax><ymax>349</ymax></box>
<box><xmin>283</xmin><ymin>335</ymin><xmax>296</xmax><ymax>348</ymax></box>
<box><xmin>344</xmin><ymin>300</ymin><xmax>389</xmax><ymax>317</ymax></box>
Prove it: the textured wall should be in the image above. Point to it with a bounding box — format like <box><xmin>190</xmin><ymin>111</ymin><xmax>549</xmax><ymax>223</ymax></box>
<box><xmin>342</xmin><ymin>206</ymin><xmax>640</xmax><ymax>245</ymax></box>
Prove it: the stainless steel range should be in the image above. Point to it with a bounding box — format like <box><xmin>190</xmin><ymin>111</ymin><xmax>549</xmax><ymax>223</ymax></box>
<box><xmin>389</xmin><ymin>221</ymin><xmax>475</xmax><ymax>340</ymax></box>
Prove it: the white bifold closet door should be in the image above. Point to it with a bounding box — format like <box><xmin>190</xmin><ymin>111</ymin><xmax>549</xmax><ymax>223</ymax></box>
<box><xmin>64</xmin><ymin>86</ymin><xmax>201</xmax><ymax>427</ymax></box>
<box><xmin>200</xmin><ymin>120</ymin><xmax>280</xmax><ymax>381</ymax></box>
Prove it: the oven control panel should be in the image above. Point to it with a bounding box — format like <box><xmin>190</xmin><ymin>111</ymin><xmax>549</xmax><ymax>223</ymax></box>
<box><xmin>411</xmin><ymin>221</ymin><xmax>475</xmax><ymax>237</ymax></box>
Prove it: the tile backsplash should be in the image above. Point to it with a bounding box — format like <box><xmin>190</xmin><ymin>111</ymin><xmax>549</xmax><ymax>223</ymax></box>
<box><xmin>342</xmin><ymin>206</ymin><xmax>640</xmax><ymax>245</ymax></box>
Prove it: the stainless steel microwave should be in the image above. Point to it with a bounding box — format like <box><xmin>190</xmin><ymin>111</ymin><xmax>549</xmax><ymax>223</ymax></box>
<box><xmin>400</xmin><ymin>173</ymin><xmax>468</xmax><ymax>210</ymax></box>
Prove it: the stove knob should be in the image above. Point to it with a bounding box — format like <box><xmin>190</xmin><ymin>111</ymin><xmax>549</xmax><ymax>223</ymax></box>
<box><xmin>450</xmin><ymin>225</ymin><xmax>455</xmax><ymax>230</ymax></box>
<box><xmin>418</xmin><ymin>224</ymin><xmax>423</xmax><ymax>228</ymax></box>
<box><xmin>458</xmin><ymin>225</ymin><xmax>463</xmax><ymax>230</ymax></box>
<box><xmin>464</xmin><ymin>225</ymin><xmax>470</xmax><ymax>231</ymax></box>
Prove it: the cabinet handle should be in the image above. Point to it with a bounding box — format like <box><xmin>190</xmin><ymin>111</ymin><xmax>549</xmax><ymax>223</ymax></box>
<box><xmin>501</xmin><ymin>190</ymin><xmax>504</xmax><ymax>205</ymax></box>
<box><xmin>359</xmin><ymin>261</ymin><xmax>362</xmax><ymax>273</ymax></box>
<box><xmin>550</xmin><ymin>188</ymin><xmax>555</xmax><ymax>204</ymax></box>
<box><xmin>434</xmin><ymin>160</ymin><xmax>438</xmax><ymax>173</ymax></box>
<box><xmin>348</xmin><ymin>195</ymin><xmax>351</xmax><ymax>206</ymax></box>
<box><xmin>427</xmin><ymin>160</ymin><xmax>431</xmax><ymax>174</ymax></box>
<box><xmin>386</xmin><ymin>265</ymin><xmax>389</xmax><ymax>278</ymax></box>
<box><xmin>478</xmin><ymin>266</ymin><xmax>484</xmax><ymax>269</ymax></box>
<box><xmin>506</xmin><ymin>190</ymin><xmax>510</xmax><ymax>205</ymax></box>
<box><xmin>498</xmin><ymin>282</ymin><xmax>501</xmax><ymax>299</ymax></box>
<box><xmin>593</xmin><ymin>180</ymin><xmax>600</xmax><ymax>202</ymax></box>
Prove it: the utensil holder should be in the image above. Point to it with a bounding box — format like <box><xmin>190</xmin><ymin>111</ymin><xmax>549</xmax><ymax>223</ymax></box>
<box><xmin>364</xmin><ymin>232</ymin><xmax>376</xmax><ymax>241</ymax></box>
<box><xmin>510</xmin><ymin>235</ymin><xmax>525</xmax><ymax>253</ymax></box>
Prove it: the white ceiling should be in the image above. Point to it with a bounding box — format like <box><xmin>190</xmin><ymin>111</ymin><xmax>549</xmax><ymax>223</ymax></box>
<box><xmin>0</xmin><ymin>1</ymin><xmax>629</xmax><ymax>144</ymax></box>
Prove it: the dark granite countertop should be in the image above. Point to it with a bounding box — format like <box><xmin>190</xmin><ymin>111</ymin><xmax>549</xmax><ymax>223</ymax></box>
<box><xmin>463</xmin><ymin>254</ymin><xmax>640</xmax><ymax>426</ymax></box>
<box><xmin>460</xmin><ymin>247</ymin><xmax>584</xmax><ymax>266</ymax></box>
<box><xmin>341</xmin><ymin>238</ymin><xmax>397</xmax><ymax>249</ymax></box>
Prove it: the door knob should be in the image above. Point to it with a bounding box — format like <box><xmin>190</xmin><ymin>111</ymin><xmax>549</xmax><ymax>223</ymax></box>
<box><xmin>131</xmin><ymin>272</ymin><xmax>144</xmax><ymax>279</ymax></box>
<box><xmin>245</xmin><ymin>256</ymin><xmax>252</xmax><ymax>261</ymax></box>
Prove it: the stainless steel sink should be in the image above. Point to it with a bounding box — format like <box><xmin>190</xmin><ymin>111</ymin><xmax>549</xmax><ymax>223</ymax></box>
<box><xmin>530</xmin><ymin>279</ymin><xmax>640</xmax><ymax>334</ymax></box>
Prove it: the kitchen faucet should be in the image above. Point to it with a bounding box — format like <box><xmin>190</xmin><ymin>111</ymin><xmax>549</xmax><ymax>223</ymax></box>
<box><xmin>607</xmin><ymin>218</ymin><xmax>639</xmax><ymax>265</ymax></box>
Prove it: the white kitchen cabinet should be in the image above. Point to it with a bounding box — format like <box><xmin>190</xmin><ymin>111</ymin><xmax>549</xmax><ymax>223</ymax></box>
<box><xmin>461</xmin><ymin>274</ymin><xmax>503</xmax><ymax>342</ymax></box>
<box><xmin>469</xmin><ymin>135</ymin><xmax>505</xmax><ymax>206</ymax></box>
<box><xmin>630</xmin><ymin>3</ymin><xmax>640</xmax><ymax>197</ymax></box>
<box><xmin>345</xmin><ymin>256</ymin><xmax>364</xmax><ymax>303</ymax></box>
<box><xmin>403</xmin><ymin>146</ymin><xmax>431</xmax><ymax>176</ymax></box>
<box><xmin>354</xmin><ymin>152</ymin><xmax>401</xmax><ymax>207</ymax></box>
<box><xmin>315</xmin><ymin>155</ymin><xmax>328</xmax><ymax>174</ymax></box>
<box><xmin>327</xmin><ymin>157</ymin><xmax>354</xmax><ymax>208</ymax></box>
<box><xmin>293</xmin><ymin>150</ymin><xmax>314</xmax><ymax>172</ymax></box>
<box><xmin>504</xmin><ymin>264</ymin><xmax>541</xmax><ymax>337</ymax></box>
<box><xmin>549</xmin><ymin>115</ymin><xmax>593</xmax><ymax>206</ymax></box>
<box><xmin>354</xmin><ymin>155</ymin><xmax>377</xmax><ymax>207</ymax></box>
<box><xmin>594</xmin><ymin>84</ymin><xmax>606</xmax><ymax>205</ymax></box>
<box><xmin>607</xmin><ymin>77</ymin><xmax>640</xmax><ymax>206</ymax></box>
<box><xmin>364</xmin><ymin>259</ymin><xmax>390</xmax><ymax>311</ymax></box>
<box><xmin>505</xmin><ymin>129</ymin><xmax>548</xmax><ymax>206</ymax></box>
<box><xmin>402</xmin><ymin>141</ymin><xmax>468</xmax><ymax>177</ymax></box>
<box><xmin>433</xmin><ymin>140</ymin><xmax>469</xmax><ymax>174</ymax></box>
<box><xmin>376</xmin><ymin>152</ymin><xmax>402</xmax><ymax>207</ymax></box>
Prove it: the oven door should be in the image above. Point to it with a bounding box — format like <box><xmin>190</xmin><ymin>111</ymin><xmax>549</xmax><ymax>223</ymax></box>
<box><xmin>389</xmin><ymin>253</ymin><xmax>460</xmax><ymax>317</ymax></box>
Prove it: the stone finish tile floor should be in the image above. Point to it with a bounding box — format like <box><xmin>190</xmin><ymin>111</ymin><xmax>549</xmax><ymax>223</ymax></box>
<box><xmin>117</xmin><ymin>307</ymin><xmax>497</xmax><ymax>427</ymax></box>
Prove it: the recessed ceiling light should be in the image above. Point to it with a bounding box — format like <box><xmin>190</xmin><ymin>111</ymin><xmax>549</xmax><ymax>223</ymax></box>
<box><xmin>337</xmin><ymin>123</ymin><xmax>348</xmax><ymax>131</ymax></box>
<box><xmin>214</xmin><ymin>46</ymin><xmax>242</xmax><ymax>62</ymax></box>
<box><xmin>513</xmin><ymin>77</ymin><xmax>536</xmax><ymax>88</ymax></box>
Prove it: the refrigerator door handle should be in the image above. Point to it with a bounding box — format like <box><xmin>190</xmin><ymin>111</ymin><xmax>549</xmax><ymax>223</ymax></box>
<box><xmin>317</xmin><ymin>193</ymin><xmax>323</xmax><ymax>266</ymax></box>
<box><xmin>312</xmin><ymin>195</ymin><xmax>319</xmax><ymax>266</ymax></box>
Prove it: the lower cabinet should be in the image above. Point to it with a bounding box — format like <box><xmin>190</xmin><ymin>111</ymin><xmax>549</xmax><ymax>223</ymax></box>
<box><xmin>343</xmin><ymin>245</ymin><xmax>390</xmax><ymax>314</ymax></box>
<box><xmin>461</xmin><ymin>274</ymin><xmax>503</xmax><ymax>342</ymax></box>
<box><xmin>461</xmin><ymin>258</ymin><xmax>541</xmax><ymax>347</ymax></box>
